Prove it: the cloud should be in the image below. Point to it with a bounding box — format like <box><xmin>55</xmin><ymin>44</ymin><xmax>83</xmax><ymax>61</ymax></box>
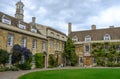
<box><xmin>1</xmin><ymin>0</ymin><xmax>120</xmax><ymax>35</ymax></box>
<box><xmin>86</xmin><ymin>6</ymin><xmax>120</xmax><ymax>29</ymax></box>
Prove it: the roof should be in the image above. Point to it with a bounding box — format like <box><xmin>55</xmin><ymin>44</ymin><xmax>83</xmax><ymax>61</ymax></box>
<box><xmin>70</xmin><ymin>27</ymin><xmax>120</xmax><ymax>41</ymax></box>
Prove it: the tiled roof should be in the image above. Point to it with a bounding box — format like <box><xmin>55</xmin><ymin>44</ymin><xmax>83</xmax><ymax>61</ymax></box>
<box><xmin>70</xmin><ymin>27</ymin><xmax>120</xmax><ymax>41</ymax></box>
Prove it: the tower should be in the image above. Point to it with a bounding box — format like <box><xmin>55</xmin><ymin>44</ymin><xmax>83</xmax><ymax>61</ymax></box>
<box><xmin>15</xmin><ymin>0</ymin><xmax>24</xmax><ymax>21</ymax></box>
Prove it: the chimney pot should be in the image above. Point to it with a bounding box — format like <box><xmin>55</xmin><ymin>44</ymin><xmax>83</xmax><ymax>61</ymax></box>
<box><xmin>91</xmin><ymin>24</ymin><xmax>96</xmax><ymax>30</ymax></box>
<box><xmin>109</xmin><ymin>26</ymin><xmax>114</xmax><ymax>28</ymax></box>
<box><xmin>32</xmin><ymin>17</ymin><xmax>36</xmax><ymax>23</ymax></box>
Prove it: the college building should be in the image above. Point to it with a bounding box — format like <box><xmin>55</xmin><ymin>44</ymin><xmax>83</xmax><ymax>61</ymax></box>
<box><xmin>69</xmin><ymin>23</ymin><xmax>120</xmax><ymax>67</ymax></box>
<box><xmin>0</xmin><ymin>1</ymin><xmax>67</xmax><ymax>68</ymax></box>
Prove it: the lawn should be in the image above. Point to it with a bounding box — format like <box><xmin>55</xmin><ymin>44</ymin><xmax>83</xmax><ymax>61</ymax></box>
<box><xmin>18</xmin><ymin>68</ymin><xmax>120</xmax><ymax>79</ymax></box>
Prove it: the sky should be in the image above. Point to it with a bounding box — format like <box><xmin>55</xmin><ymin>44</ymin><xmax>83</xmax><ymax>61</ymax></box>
<box><xmin>0</xmin><ymin>0</ymin><xmax>120</xmax><ymax>35</ymax></box>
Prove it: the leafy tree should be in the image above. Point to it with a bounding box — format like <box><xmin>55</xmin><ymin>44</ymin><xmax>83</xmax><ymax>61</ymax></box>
<box><xmin>0</xmin><ymin>49</ymin><xmax>9</xmax><ymax>66</ymax></box>
<box><xmin>63</xmin><ymin>37</ymin><xmax>78</xmax><ymax>66</ymax></box>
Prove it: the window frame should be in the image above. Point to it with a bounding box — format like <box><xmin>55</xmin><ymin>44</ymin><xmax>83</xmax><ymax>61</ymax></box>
<box><xmin>104</xmin><ymin>34</ymin><xmax>111</xmax><ymax>40</ymax></box>
<box><xmin>7</xmin><ymin>34</ymin><xmax>14</xmax><ymax>46</ymax></box>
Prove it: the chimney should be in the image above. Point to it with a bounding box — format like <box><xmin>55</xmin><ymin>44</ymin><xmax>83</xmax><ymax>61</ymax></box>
<box><xmin>32</xmin><ymin>17</ymin><xmax>36</xmax><ymax>24</ymax></box>
<box><xmin>91</xmin><ymin>24</ymin><xmax>96</xmax><ymax>30</ymax></box>
<box><xmin>68</xmin><ymin>22</ymin><xmax>72</xmax><ymax>36</ymax></box>
<box><xmin>109</xmin><ymin>26</ymin><xmax>114</xmax><ymax>28</ymax></box>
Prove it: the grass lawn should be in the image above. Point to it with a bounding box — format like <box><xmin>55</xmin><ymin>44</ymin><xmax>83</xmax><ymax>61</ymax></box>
<box><xmin>18</xmin><ymin>68</ymin><xmax>120</xmax><ymax>79</ymax></box>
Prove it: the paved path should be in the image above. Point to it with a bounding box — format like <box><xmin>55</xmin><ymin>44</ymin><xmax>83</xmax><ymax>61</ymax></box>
<box><xmin>0</xmin><ymin>68</ymin><xmax>51</xmax><ymax>79</ymax></box>
<box><xmin>0</xmin><ymin>67</ymin><xmax>83</xmax><ymax>79</ymax></box>
<box><xmin>0</xmin><ymin>67</ymin><xmax>69</xmax><ymax>79</ymax></box>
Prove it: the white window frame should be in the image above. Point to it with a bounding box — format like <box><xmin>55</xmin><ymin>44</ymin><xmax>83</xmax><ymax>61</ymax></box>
<box><xmin>21</xmin><ymin>37</ymin><xmax>27</xmax><ymax>47</ymax></box>
<box><xmin>31</xmin><ymin>28</ymin><xmax>37</xmax><ymax>33</ymax></box>
<box><xmin>18</xmin><ymin>21</ymin><xmax>26</xmax><ymax>29</ymax></box>
<box><xmin>7</xmin><ymin>34</ymin><xmax>14</xmax><ymax>46</ymax></box>
<box><xmin>51</xmin><ymin>32</ymin><xmax>54</xmax><ymax>37</ymax></box>
<box><xmin>104</xmin><ymin>34</ymin><xmax>111</xmax><ymax>40</ymax></box>
<box><xmin>84</xmin><ymin>44</ymin><xmax>90</xmax><ymax>53</ymax></box>
<box><xmin>50</xmin><ymin>39</ymin><xmax>54</xmax><ymax>48</ymax></box>
<box><xmin>72</xmin><ymin>36</ymin><xmax>78</xmax><ymax>42</ymax></box>
<box><xmin>2</xmin><ymin>15</ymin><xmax>11</xmax><ymax>25</ymax></box>
<box><xmin>42</xmin><ymin>42</ymin><xmax>46</xmax><ymax>51</ymax></box>
<box><xmin>32</xmin><ymin>39</ymin><xmax>37</xmax><ymax>49</ymax></box>
<box><xmin>56</xmin><ymin>41</ymin><xmax>60</xmax><ymax>50</ymax></box>
<box><xmin>85</xmin><ymin>35</ymin><xmax>91</xmax><ymax>42</ymax></box>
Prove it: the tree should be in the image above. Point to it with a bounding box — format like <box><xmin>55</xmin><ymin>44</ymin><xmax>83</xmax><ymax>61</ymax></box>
<box><xmin>63</xmin><ymin>37</ymin><xmax>78</xmax><ymax>66</ymax></box>
<box><xmin>0</xmin><ymin>49</ymin><xmax>9</xmax><ymax>66</ymax></box>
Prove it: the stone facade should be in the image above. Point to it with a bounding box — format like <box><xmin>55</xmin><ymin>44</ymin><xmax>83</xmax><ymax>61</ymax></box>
<box><xmin>69</xmin><ymin>23</ymin><xmax>120</xmax><ymax>67</ymax></box>
<box><xmin>0</xmin><ymin>1</ymin><xmax>67</xmax><ymax>68</ymax></box>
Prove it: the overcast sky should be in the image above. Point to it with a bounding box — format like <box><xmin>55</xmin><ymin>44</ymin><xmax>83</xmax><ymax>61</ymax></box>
<box><xmin>0</xmin><ymin>0</ymin><xmax>120</xmax><ymax>35</ymax></box>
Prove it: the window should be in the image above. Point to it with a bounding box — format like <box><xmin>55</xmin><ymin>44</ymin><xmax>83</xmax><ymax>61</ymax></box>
<box><xmin>51</xmin><ymin>32</ymin><xmax>54</xmax><ymax>37</ymax></box>
<box><xmin>42</xmin><ymin>42</ymin><xmax>46</xmax><ymax>51</ymax></box>
<box><xmin>21</xmin><ymin>37</ymin><xmax>27</xmax><ymax>47</ymax></box>
<box><xmin>116</xmin><ymin>45</ymin><xmax>120</xmax><ymax>52</ymax></box>
<box><xmin>56</xmin><ymin>41</ymin><xmax>60</xmax><ymax>50</ymax></box>
<box><xmin>50</xmin><ymin>39</ymin><xmax>54</xmax><ymax>48</ymax></box>
<box><xmin>85</xmin><ymin>45</ymin><xmax>90</xmax><ymax>53</ymax></box>
<box><xmin>85</xmin><ymin>35</ymin><xmax>91</xmax><ymax>41</ymax></box>
<box><xmin>57</xmin><ymin>34</ymin><xmax>60</xmax><ymax>38</ymax></box>
<box><xmin>31</xmin><ymin>28</ymin><xmax>37</xmax><ymax>33</ymax></box>
<box><xmin>7</xmin><ymin>34</ymin><xmax>13</xmax><ymax>46</ymax></box>
<box><xmin>72</xmin><ymin>36</ymin><xmax>78</xmax><ymax>42</ymax></box>
<box><xmin>18</xmin><ymin>21</ymin><xmax>26</xmax><ymax>29</ymax></box>
<box><xmin>104</xmin><ymin>45</ymin><xmax>109</xmax><ymax>52</ymax></box>
<box><xmin>93</xmin><ymin>57</ymin><xmax>96</xmax><ymax>63</ymax></box>
<box><xmin>104</xmin><ymin>34</ymin><xmax>111</xmax><ymax>40</ymax></box>
<box><xmin>2</xmin><ymin>15</ymin><xmax>11</xmax><ymax>25</ymax></box>
<box><xmin>32</xmin><ymin>39</ymin><xmax>37</xmax><ymax>49</ymax></box>
<box><xmin>79</xmin><ymin>57</ymin><xmax>83</xmax><ymax>63</ymax></box>
<box><xmin>62</xmin><ymin>43</ymin><xmax>65</xmax><ymax>50</ymax></box>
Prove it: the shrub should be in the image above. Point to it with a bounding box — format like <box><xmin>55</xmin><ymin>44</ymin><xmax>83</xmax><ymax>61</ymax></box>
<box><xmin>34</xmin><ymin>53</ymin><xmax>44</xmax><ymax>68</ymax></box>
<box><xmin>12</xmin><ymin>44</ymin><xmax>22</xmax><ymax>64</ymax></box>
<box><xmin>0</xmin><ymin>66</ymin><xmax>19</xmax><ymax>72</ymax></box>
<box><xmin>0</xmin><ymin>49</ymin><xmax>9</xmax><ymax>66</ymax></box>
<box><xmin>17</xmin><ymin>62</ymin><xmax>32</xmax><ymax>70</ymax></box>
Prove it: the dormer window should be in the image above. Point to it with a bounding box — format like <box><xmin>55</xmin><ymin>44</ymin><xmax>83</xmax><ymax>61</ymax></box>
<box><xmin>51</xmin><ymin>32</ymin><xmax>54</xmax><ymax>37</ymax></box>
<box><xmin>2</xmin><ymin>15</ymin><xmax>11</xmax><ymax>25</ymax></box>
<box><xmin>104</xmin><ymin>34</ymin><xmax>111</xmax><ymax>40</ymax></box>
<box><xmin>72</xmin><ymin>36</ymin><xmax>78</xmax><ymax>42</ymax></box>
<box><xmin>31</xmin><ymin>28</ymin><xmax>37</xmax><ymax>33</ymax></box>
<box><xmin>57</xmin><ymin>34</ymin><xmax>60</xmax><ymax>38</ymax></box>
<box><xmin>31</xmin><ymin>26</ymin><xmax>37</xmax><ymax>33</ymax></box>
<box><xmin>18</xmin><ymin>21</ymin><xmax>26</xmax><ymax>29</ymax></box>
<box><xmin>85</xmin><ymin>35</ymin><xmax>91</xmax><ymax>42</ymax></box>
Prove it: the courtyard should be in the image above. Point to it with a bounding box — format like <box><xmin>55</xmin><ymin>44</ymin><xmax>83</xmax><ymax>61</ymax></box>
<box><xmin>17</xmin><ymin>67</ymin><xmax>120</xmax><ymax>79</ymax></box>
<box><xmin>1</xmin><ymin>67</ymin><xmax>119</xmax><ymax>79</ymax></box>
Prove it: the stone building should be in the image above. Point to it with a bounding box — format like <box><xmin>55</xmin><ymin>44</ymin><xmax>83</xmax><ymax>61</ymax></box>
<box><xmin>69</xmin><ymin>23</ymin><xmax>120</xmax><ymax>67</ymax></box>
<box><xmin>0</xmin><ymin>0</ymin><xmax>67</xmax><ymax>68</ymax></box>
